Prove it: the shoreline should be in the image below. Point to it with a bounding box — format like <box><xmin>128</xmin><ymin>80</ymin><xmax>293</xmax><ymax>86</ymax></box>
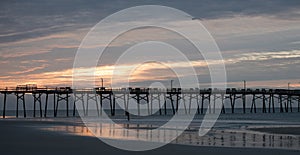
<box><xmin>248</xmin><ymin>126</ymin><xmax>300</xmax><ymax>136</ymax></box>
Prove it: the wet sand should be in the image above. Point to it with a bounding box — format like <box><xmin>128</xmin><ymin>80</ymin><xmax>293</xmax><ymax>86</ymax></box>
<box><xmin>0</xmin><ymin>119</ymin><xmax>300</xmax><ymax>155</ymax></box>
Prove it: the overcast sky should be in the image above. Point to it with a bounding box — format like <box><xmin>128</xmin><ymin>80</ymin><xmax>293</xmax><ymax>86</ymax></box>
<box><xmin>0</xmin><ymin>0</ymin><xmax>300</xmax><ymax>89</ymax></box>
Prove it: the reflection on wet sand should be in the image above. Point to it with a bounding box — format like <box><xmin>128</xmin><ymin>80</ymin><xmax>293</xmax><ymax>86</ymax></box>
<box><xmin>178</xmin><ymin>129</ymin><xmax>300</xmax><ymax>150</ymax></box>
<box><xmin>40</xmin><ymin>123</ymin><xmax>300</xmax><ymax>150</ymax></box>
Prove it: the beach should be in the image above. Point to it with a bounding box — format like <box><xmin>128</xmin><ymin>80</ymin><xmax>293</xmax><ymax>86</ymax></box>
<box><xmin>1</xmin><ymin>113</ymin><xmax>300</xmax><ymax>155</ymax></box>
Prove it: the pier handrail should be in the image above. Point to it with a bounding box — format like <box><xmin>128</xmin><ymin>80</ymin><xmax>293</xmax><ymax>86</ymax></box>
<box><xmin>1</xmin><ymin>86</ymin><xmax>300</xmax><ymax>95</ymax></box>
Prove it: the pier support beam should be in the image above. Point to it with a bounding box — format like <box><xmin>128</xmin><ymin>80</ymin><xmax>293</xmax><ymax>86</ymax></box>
<box><xmin>279</xmin><ymin>95</ymin><xmax>283</xmax><ymax>113</ymax></box>
<box><xmin>229</xmin><ymin>89</ymin><xmax>247</xmax><ymax>114</ymax></box>
<box><xmin>181</xmin><ymin>94</ymin><xmax>187</xmax><ymax>114</ymax></box>
<box><xmin>211</xmin><ymin>93</ymin><xmax>225</xmax><ymax>114</ymax></box>
<box><xmin>242</xmin><ymin>93</ymin><xmax>246</xmax><ymax>114</ymax></box>
<box><xmin>32</xmin><ymin>93</ymin><xmax>43</xmax><ymax>117</ymax></box>
<box><xmin>53</xmin><ymin>93</ymin><xmax>56</xmax><ymax>116</ymax></box>
<box><xmin>15</xmin><ymin>92</ymin><xmax>26</xmax><ymax>118</ymax></box>
<box><xmin>262</xmin><ymin>94</ymin><xmax>267</xmax><ymax>113</ymax></box>
<box><xmin>250</xmin><ymin>94</ymin><xmax>257</xmax><ymax>113</ymax></box>
<box><xmin>188</xmin><ymin>92</ymin><xmax>200</xmax><ymax>114</ymax></box>
<box><xmin>150</xmin><ymin>92</ymin><xmax>162</xmax><ymax>115</ymax></box>
<box><xmin>298</xmin><ymin>96</ymin><xmax>300</xmax><ymax>112</ymax></box>
<box><xmin>86</xmin><ymin>93</ymin><xmax>99</xmax><ymax>116</ymax></box>
<box><xmin>286</xmin><ymin>95</ymin><xmax>292</xmax><ymax>112</ymax></box>
<box><xmin>173</xmin><ymin>90</ymin><xmax>184</xmax><ymax>114</ymax></box>
<box><xmin>201</xmin><ymin>94</ymin><xmax>204</xmax><ymax>114</ymax></box>
<box><xmin>99</xmin><ymin>93</ymin><xmax>114</xmax><ymax>116</ymax></box>
<box><xmin>2</xmin><ymin>91</ymin><xmax>7</xmax><ymax>118</ymax></box>
<box><xmin>44</xmin><ymin>93</ymin><xmax>49</xmax><ymax>117</ymax></box>
<box><xmin>55</xmin><ymin>93</ymin><xmax>70</xmax><ymax>117</ymax></box>
<box><xmin>223</xmin><ymin>94</ymin><xmax>232</xmax><ymax>114</ymax></box>
<box><xmin>200</xmin><ymin>93</ymin><xmax>211</xmax><ymax>114</ymax></box>
<box><xmin>113</xmin><ymin>93</ymin><xmax>127</xmax><ymax>116</ymax></box>
<box><xmin>221</xmin><ymin>94</ymin><xmax>225</xmax><ymax>114</ymax></box>
<box><xmin>164</xmin><ymin>92</ymin><xmax>175</xmax><ymax>115</ymax></box>
<box><xmin>231</xmin><ymin>94</ymin><xmax>240</xmax><ymax>114</ymax></box>
<box><xmin>73</xmin><ymin>92</ymin><xmax>85</xmax><ymax>116</ymax></box>
<box><xmin>128</xmin><ymin>90</ymin><xmax>149</xmax><ymax>116</ymax></box>
<box><xmin>268</xmin><ymin>94</ymin><xmax>275</xmax><ymax>113</ymax></box>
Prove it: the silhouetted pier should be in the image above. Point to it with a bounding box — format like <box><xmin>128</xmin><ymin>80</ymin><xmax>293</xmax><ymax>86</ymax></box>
<box><xmin>0</xmin><ymin>84</ymin><xmax>300</xmax><ymax>118</ymax></box>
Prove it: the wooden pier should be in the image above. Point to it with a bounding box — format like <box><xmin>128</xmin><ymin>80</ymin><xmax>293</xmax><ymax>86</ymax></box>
<box><xmin>0</xmin><ymin>84</ymin><xmax>300</xmax><ymax>118</ymax></box>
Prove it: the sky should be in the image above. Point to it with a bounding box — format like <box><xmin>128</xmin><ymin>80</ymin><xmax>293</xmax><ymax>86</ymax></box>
<box><xmin>0</xmin><ymin>0</ymin><xmax>300</xmax><ymax>89</ymax></box>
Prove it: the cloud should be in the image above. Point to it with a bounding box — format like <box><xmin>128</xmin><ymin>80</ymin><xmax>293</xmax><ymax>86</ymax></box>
<box><xmin>1</xmin><ymin>49</ymin><xmax>298</xmax><ymax>87</ymax></box>
<box><xmin>235</xmin><ymin>50</ymin><xmax>300</xmax><ymax>61</ymax></box>
<box><xmin>8</xmin><ymin>64</ymin><xmax>49</xmax><ymax>75</ymax></box>
<box><xmin>226</xmin><ymin>49</ymin><xmax>300</xmax><ymax>64</ymax></box>
<box><xmin>1</xmin><ymin>0</ymin><xmax>299</xmax><ymax>44</ymax></box>
<box><xmin>201</xmin><ymin>15</ymin><xmax>300</xmax><ymax>53</ymax></box>
<box><xmin>1</xmin><ymin>0</ymin><xmax>300</xmax><ymax>88</ymax></box>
